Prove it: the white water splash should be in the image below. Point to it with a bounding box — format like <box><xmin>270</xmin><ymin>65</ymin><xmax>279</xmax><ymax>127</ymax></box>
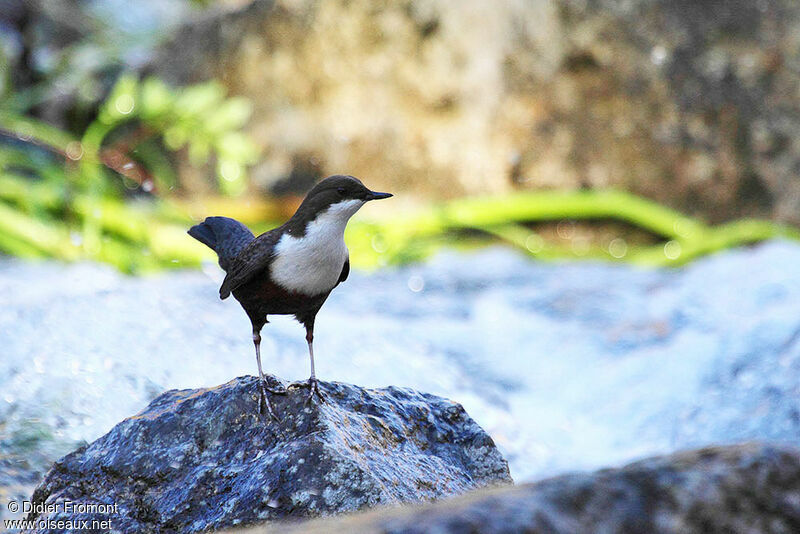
<box><xmin>2</xmin><ymin>241</ymin><xmax>800</xmax><ymax>484</ymax></box>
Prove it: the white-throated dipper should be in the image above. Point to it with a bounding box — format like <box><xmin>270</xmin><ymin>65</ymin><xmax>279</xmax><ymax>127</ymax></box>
<box><xmin>188</xmin><ymin>175</ymin><xmax>392</xmax><ymax>418</ymax></box>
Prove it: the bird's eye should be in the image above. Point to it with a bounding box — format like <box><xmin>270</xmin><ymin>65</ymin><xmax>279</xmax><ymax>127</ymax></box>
<box><xmin>336</xmin><ymin>187</ymin><xmax>346</xmax><ymax>195</ymax></box>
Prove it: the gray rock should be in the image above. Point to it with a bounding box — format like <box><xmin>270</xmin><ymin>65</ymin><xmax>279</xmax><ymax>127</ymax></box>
<box><xmin>234</xmin><ymin>442</ymin><xmax>800</xmax><ymax>534</ymax></box>
<box><xmin>25</xmin><ymin>376</ymin><xmax>511</xmax><ymax>533</ymax></box>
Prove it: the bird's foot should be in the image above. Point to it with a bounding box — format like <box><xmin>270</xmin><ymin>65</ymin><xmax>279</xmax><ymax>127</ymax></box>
<box><xmin>257</xmin><ymin>379</ymin><xmax>285</xmax><ymax>422</ymax></box>
<box><xmin>257</xmin><ymin>393</ymin><xmax>280</xmax><ymax>422</ymax></box>
<box><xmin>257</xmin><ymin>373</ymin><xmax>288</xmax><ymax>396</ymax></box>
<box><xmin>289</xmin><ymin>377</ymin><xmax>326</xmax><ymax>405</ymax></box>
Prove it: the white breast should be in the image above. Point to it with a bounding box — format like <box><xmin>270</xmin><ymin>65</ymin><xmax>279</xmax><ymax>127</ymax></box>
<box><xmin>270</xmin><ymin>199</ymin><xmax>364</xmax><ymax>295</ymax></box>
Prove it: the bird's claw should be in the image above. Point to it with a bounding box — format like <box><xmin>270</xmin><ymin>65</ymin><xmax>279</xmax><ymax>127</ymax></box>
<box><xmin>257</xmin><ymin>379</ymin><xmax>285</xmax><ymax>422</ymax></box>
<box><xmin>289</xmin><ymin>378</ymin><xmax>326</xmax><ymax>405</ymax></box>
<box><xmin>257</xmin><ymin>394</ymin><xmax>280</xmax><ymax>422</ymax></box>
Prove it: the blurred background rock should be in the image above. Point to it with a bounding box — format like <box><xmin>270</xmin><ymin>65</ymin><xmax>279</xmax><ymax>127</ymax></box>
<box><xmin>5</xmin><ymin>0</ymin><xmax>800</xmax><ymax>223</ymax></box>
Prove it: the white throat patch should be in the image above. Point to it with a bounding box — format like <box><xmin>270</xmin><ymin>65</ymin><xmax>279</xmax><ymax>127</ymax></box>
<box><xmin>270</xmin><ymin>199</ymin><xmax>364</xmax><ymax>295</ymax></box>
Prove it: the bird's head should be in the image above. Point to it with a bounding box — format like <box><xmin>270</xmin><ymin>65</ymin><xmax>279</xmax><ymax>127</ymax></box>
<box><xmin>289</xmin><ymin>175</ymin><xmax>392</xmax><ymax>231</ymax></box>
<box><xmin>307</xmin><ymin>174</ymin><xmax>392</xmax><ymax>204</ymax></box>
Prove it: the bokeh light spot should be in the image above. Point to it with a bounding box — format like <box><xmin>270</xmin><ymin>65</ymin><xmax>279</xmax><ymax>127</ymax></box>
<box><xmin>408</xmin><ymin>275</ymin><xmax>424</xmax><ymax>292</ymax></box>
<box><xmin>65</xmin><ymin>141</ymin><xmax>84</xmax><ymax>160</ymax></box>
<box><xmin>608</xmin><ymin>238</ymin><xmax>628</xmax><ymax>258</ymax></box>
<box><xmin>651</xmin><ymin>45</ymin><xmax>668</xmax><ymax>65</ymax></box>
<box><xmin>371</xmin><ymin>234</ymin><xmax>388</xmax><ymax>253</ymax></box>
<box><xmin>557</xmin><ymin>220</ymin><xmax>575</xmax><ymax>239</ymax></box>
<box><xmin>115</xmin><ymin>94</ymin><xmax>135</xmax><ymax>115</ymax></box>
<box><xmin>220</xmin><ymin>161</ymin><xmax>242</xmax><ymax>182</ymax></box>
<box><xmin>525</xmin><ymin>234</ymin><xmax>544</xmax><ymax>253</ymax></box>
<box><xmin>664</xmin><ymin>240</ymin><xmax>682</xmax><ymax>260</ymax></box>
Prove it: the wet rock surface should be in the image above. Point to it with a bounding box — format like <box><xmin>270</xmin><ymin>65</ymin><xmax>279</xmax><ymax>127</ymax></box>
<box><xmin>235</xmin><ymin>443</ymin><xmax>800</xmax><ymax>534</ymax></box>
<box><xmin>25</xmin><ymin>376</ymin><xmax>511</xmax><ymax>533</ymax></box>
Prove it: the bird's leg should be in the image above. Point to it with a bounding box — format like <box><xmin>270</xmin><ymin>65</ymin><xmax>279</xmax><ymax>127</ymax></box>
<box><xmin>254</xmin><ymin>330</ymin><xmax>286</xmax><ymax>394</ymax></box>
<box><xmin>253</xmin><ymin>328</ymin><xmax>285</xmax><ymax>420</ymax></box>
<box><xmin>304</xmin><ymin>327</ymin><xmax>325</xmax><ymax>404</ymax></box>
<box><xmin>288</xmin><ymin>320</ymin><xmax>325</xmax><ymax>404</ymax></box>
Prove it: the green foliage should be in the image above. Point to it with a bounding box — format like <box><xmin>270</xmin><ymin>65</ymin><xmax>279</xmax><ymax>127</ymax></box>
<box><xmin>344</xmin><ymin>190</ymin><xmax>800</xmax><ymax>269</ymax></box>
<box><xmin>0</xmin><ymin>72</ymin><xmax>261</xmax><ymax>271</ymax></box>
<box><xmin>94</xmin><ymin>75</ymin><xmax>259</xmax><ymax>193</ymax></box>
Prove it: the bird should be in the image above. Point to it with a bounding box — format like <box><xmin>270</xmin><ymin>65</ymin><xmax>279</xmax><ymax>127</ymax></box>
<box><xmin>188</xmin><ymin>175</ymin><xmax>392</xmax><ymax>418</ymax></box>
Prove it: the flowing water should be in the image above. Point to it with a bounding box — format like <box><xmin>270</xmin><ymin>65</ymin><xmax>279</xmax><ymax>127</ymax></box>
<box><xmin>3</xmin><ymin>241</ymin><xmax>800</xmax><ymax>501</ymax></box>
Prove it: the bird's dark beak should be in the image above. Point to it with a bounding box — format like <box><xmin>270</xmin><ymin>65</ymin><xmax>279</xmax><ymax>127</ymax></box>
<box><xmin>365</xmin><ymin>190</ymin><xmax>393</xmax><ymax>201</ymax></box>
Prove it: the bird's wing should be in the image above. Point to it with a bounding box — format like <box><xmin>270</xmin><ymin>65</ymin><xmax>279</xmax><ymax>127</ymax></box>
<box><xmin>218</xmin><ymin>229</ymin><xmax>282</xmax><ymax>299</ymax></box>
<box><xmin>337</xmin><ymin>256</ymin><xmax>350</xmax><ymax>285</ymax></box>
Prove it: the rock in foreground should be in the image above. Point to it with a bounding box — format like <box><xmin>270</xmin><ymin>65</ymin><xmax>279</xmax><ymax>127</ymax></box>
<box><xmin>26</xmin><ymin>376</ymin><xmax>511</xmax><ymax>533</ymax></box>
<box><xmin>235</xmin><ymin>442</ymin><xmax>800</xmax><ymax>534</ymax></box>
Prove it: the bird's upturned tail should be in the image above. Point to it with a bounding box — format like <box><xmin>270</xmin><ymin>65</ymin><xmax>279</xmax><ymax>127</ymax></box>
<box><xmin>188</xmin><ymin>216</ymin><xmax>254</xmax><ymax>272</ymax></box>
